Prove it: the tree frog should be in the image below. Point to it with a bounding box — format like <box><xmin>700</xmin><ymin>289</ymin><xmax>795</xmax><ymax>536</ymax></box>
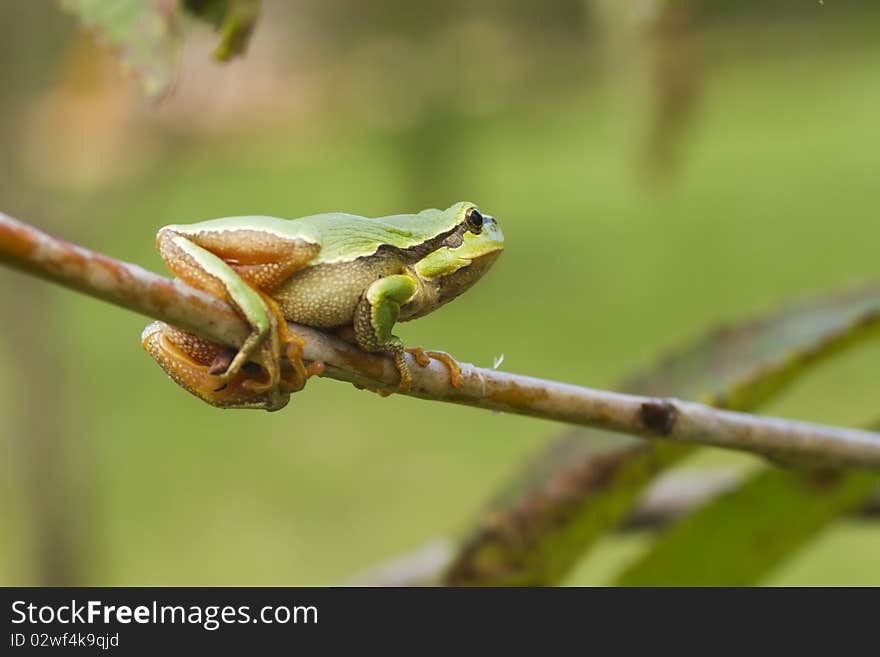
<box><xmin>142</xmin><ymin>201</ymin><xmax>504</xmax><ymax>411</ymax></box>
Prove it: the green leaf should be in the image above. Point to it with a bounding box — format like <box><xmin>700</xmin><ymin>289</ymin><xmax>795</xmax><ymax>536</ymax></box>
<box><xmin>625</xmin><ymin>283</ymin><xmax>880</xmax><ymax>409</ymax></box>
<box><xmin>61</xmin><ymin>0</ymin><xmax>182</xmax><ymax>97</ymax></box>
<box><xmin>443</xmin><ymin>283</ymin><xmax>880</xmax><ymax>585</ymax></box>
<box><xmin>615</xmin><ymin>466</ymin><xmax>879</xmax><ymax>586</ymax></box>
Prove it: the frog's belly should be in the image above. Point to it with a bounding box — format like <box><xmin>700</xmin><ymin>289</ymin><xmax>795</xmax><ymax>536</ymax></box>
<box><xmin>274</xmin><ymin>254</ymin><xmax>402</xmax><ymax>328</ymax></box>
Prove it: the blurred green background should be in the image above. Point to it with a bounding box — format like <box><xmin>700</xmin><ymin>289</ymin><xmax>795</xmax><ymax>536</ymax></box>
<box><xmin>0</xmin><ymin>0</ymin><xmax>878</xmax><ymax>585</ymax></box>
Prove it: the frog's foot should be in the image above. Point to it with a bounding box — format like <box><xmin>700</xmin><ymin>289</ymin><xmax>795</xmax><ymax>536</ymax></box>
<box><xmin>391</xmin><ymin>346</ymin><xmax>413</xmax><ymax>392</ymax></box>
<box><xmin>216</xmin><ymin>293</ymin><xmax>307</xmax><ymax>398</ymax></box>
<box><xmin>203</xmin><ymin>295</ymin><xmax>313</xmax><ymax>400</ymax></box>
<box><xmin>405</xmin><ymin>347</ymin><xmax>465</xmax><ymax>388</ymax></box>
<box><xmin>354</xmin><ymin>345</ymin><xmax>463</xmax><ymax>395</ymax></box>
<box><xmin>348</xmin><ymin>343</ymin><xmax>406</xmax><ymax>396</ymax></box>
<box><xmin>210</xmin><ymin>328</ymin><xmax>273</xmax><ymax>395</ymax></box>
<box><xmin>142</xmin><ymin>322</ymin><xmax>289</xmax><ymax>411</ymax></box>
<box><xmin>244</xmin><ymin>291</ymin><xmax>309</xmax><ymax>395</ymax></box>
<box><xmin>274</xmin><ymin>358</ymin><xmax>323</xmax><ymax>395</ymax></box>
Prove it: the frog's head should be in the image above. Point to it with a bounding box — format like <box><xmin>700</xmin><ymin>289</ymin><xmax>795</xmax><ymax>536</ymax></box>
<box><xmin>406</xmin><ymin>202</ymin><xmax>504</xmax><ymax>316</ymax></box>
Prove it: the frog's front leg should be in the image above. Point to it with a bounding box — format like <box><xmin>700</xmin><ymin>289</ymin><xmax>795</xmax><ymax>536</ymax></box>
<box><xmin>353</xmin><ymin>274</ymin><xmax>467</xmax><ymax>391</ymax></box>
<box><xmin>354</xmin><ymin>274</ymin><xmax>419</xmax><ymax>390</ymax></box>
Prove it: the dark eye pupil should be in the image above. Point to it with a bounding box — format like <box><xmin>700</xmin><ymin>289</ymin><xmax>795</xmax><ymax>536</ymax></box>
<box><xmin>467</xmin><ymin>209</ymin><xmax>484</xmax><ymax>231</ymax></box>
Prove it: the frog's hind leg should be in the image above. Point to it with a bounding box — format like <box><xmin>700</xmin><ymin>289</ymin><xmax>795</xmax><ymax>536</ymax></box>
<box><xmin>141</xmin><ymin>321</ymin><xmax>289</xmax><ymax>410</ymax></box>
<box><xmin>156</xmin><ymin>228</ymin><xmax>319</xmax><ymax>397</ymax></box>
<box><xmin>157</xmin><ymin>230</ymin><xmax>273</xmax><ymax>385</ymax></box>
<box><xmin>243</xmin><ymin>291</ymin><xmax>309</xmax><ymax>395</ymax></box>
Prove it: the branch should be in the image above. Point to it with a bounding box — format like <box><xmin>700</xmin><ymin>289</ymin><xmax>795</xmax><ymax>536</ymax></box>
<box><xmin>3</xmin><ymin>211</ymin><xmax>880</xmax><ymax>469</ymax></box>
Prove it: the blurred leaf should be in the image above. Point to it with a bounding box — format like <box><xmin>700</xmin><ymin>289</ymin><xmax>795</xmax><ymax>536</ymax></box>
<box><xmin>444</xmin><ymin>434</ymin><xmax>689</xmax><ymax>586</ymax></box>
<box><xmin>60</xmin><ymin>0</ymin><xmax>181</xmax><ymax>97</ymax></box>
<box><xmin>643</xmin><ymin>0</ymin><xmax>702</xmax><ymax>181</ymax></box>
<box><xmin>182</xmin><ymin>0</ymin><xmax>261</xmax><ymax>61</ymax></box>
<box><xmin>60</xmin><ymin>0</ymin><xmax>261</xmax><ymax>96</ymax></box>
<box><xmin>615</xmin><ymin>466</ymin><xmax>879</xmax><ymax>586</ymax></box>
<box><xmin>443</xmin><ymin>283</ymin><xmax>880</xmax><ymax>585</ymax></box>
<box><xmin>626</xmin><ymin>282</ymin><xmax>880</xmax><ymax>408</ymax></box>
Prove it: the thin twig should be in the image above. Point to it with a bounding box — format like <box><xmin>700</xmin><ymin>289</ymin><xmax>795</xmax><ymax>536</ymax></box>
<box><xmin>3</xmin><ymin>211</ymin><xmax>880</xmax><ymax>469</ymax></box>
<box><xmin>346</xmin><ymin>540</ymin><xmax>454</xmax><ymax>587</ymax></box>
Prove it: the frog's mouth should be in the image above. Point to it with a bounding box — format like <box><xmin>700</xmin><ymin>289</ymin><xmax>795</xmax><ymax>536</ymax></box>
<box><xmin>435</xmin><ymin>249</ymin><xmax>502</xmax><ymax>304</ymax></box>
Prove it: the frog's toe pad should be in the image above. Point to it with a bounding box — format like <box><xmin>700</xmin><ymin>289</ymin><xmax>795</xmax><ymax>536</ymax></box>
<box><xmin>405</xmin><ymin>347</ymin><xmax>465</xmax><ymax>388</ymax></box>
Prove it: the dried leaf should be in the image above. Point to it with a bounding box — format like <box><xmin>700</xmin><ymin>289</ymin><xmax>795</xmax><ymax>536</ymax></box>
<box><xmin>60</xmin><ymin>0</ymin><xmax>182</xmax><ymax>97</ymax></box>
<box><xmin>60</xmin><ymin>0</ymin><xmax>262</xmax><ymax>96</ymax></box>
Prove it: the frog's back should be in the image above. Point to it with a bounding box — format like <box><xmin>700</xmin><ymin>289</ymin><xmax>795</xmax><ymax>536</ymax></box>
<box><xmin>291</xmin><ymin>208</ymin><xmax>459</xmax><ymax>263</ymax></box>
<box><xmin>169</xmin><ymin>203</ymin><xmax>467</xmax><ymax>264</ymax></box>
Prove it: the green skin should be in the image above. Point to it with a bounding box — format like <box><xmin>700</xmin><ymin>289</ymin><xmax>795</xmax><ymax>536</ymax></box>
<box><xmin>144</xmin><ymin>201</ymin><xmax>504</xmax><ymax>410</ymax></box>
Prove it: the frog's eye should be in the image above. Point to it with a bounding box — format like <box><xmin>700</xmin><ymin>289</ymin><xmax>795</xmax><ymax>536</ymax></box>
<box><xmin>465</xmin><ymin>208</ymin><xmax>484</xmax><ymax>234</ymax></box>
